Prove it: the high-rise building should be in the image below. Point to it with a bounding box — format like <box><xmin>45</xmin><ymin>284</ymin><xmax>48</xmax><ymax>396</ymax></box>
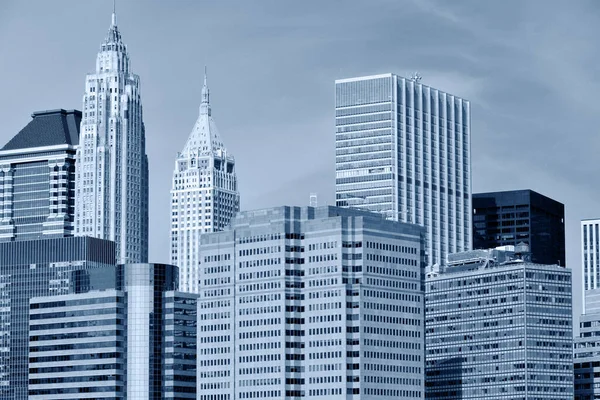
<box><xmin>0</xmin><ymin>109</ymin><xmax>81</xmax><ymax>241</ymax></box>
<box><xmin>425</xmin><ymin>247</ymin><xmax>573</xmax><ymax>399</ymax></box>
<box><xmin>574</xmin><ymin>220</ymin><xmax>600</xmax><ymax>399</ymax></box>
<box><xmin>75</xmin><ymin>10</ymin><xmax>149</xmax><ymax>264</ymax></box>
<box><xmin>335</xmin><ymin>73</ymin><xmax>471</xmax><ymax>267</ymax></box>
<box><xmin>27</xmin><ymin>263</ymin><xmax>198</xmax><ymax>399</ymax></box>
<box><xmin>170</xmin><ymin>71</ymin><xmax>239</xmax><ymax>293</ymax></box>
<box><xmin>197</xmin><ymin>206</ymin><xmax>425</xmax><ymax>400</ymax></box>
<box><xmin>473</xmin><ymin>189</ymin><xmax>565</xmax><ymax>266</ymax></box>
<box><xmin>0</xmin><ymin>236</ymin><xmax>115</xmax><ymax>400</ymax></box>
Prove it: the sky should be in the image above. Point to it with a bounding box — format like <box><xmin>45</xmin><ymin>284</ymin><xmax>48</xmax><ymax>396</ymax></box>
<box><xmin>1</xmin><ymin>0</ymin><xmax>598</xmax><ymax>328</ymax></box>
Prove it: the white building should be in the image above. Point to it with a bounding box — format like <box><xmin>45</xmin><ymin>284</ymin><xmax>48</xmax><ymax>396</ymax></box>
<box><xmin>197</xmin><ymin>206</ymin><xmax>425</xmax><ymax>400</ymax></box>
<box><xmin>582</xmin><ymin>219</ymin><xmax>600</xmax><ymax>312</ymax></box>
<box><xmin>75</xmin><ymin>11</ymin><xmax>149</xmax><ymax>264</ymax></box>
<box><xmin>335</xmin><ymin>73</ymin><xmax>472</xmax><ymax>266</ymax></box>
<box><xmin>170</xmin><ymin>71</ymin><xmax>239</xmax><ymax>293</ymax></box>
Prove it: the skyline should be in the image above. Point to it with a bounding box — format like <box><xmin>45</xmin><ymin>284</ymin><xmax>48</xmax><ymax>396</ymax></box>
<box><xmin>0</xmin><ymin>0</ymin><xmax>595</xmax><ymax>322</ymax></box>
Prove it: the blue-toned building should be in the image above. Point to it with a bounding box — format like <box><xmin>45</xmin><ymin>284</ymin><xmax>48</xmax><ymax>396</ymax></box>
<box><xmin>335</xmin><ymin>73</ymin><xmax>471</xmax><ymax>267</ymax></box>
<box><xmin>0</xmin><ymin>236</ymin><xmax>115</xmax><ymax>399</ymax></box>
<box><xmin>0</xmin><ymin>109</ymin><xmax>81</xmax><ymax>241</ymax></box>
<box><xmin>425</xmin><ymin>247</ymin><xmax>573</xmax><ymax>399</ymax></box>
<box><xmin>198</xmin><ymin>205</ymin><xmax>426</xmax><ymax>400</ymax></box>
<box><xmin>473</xmin><ymin>189</ymin><xmax>565</xmax><ymax>266</ymax></box>
<box><xmin>27</xmin><ymin>263</ymin><xmax>197</xmax><ymax>399</ymax></box>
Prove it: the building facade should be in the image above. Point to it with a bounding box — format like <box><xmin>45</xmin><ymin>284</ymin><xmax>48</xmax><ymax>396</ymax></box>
<box><xmin>197</xmin><ymin>206</ymin><xmax>425</xmax><ymax>400</ymax></box>
<box><xmin>75</xmin><ymin>11</ymin><xmax>149</xmax><ymax>264</ymax></box>
<box><xmin>27</xmin><ymin>263</ymin><xmax>198</xmax><ymax>399</ymax></box>
<box><xmin>575</xmin><ymin>220</ymin><xmax>600</xmax><ymax>399</ymax></box>
<box><xmin>473</xmin><ymin>189</ymin><xmax>565</xmax><ymax>266</ymax></box>
<box><xmin>0</xmin><ymin>109</ymin><xmax>81</xmax><ymax>241</ymax></box>
<box><xmin>170</xmin><ymin>71</ymin><xmax>239</xmax><ymax>293</ymax></box>
<box><xmin>0</xmin><ymin>236</ymin><xmax>115</xmax><ymax>400</ymax></box>
<box><xmin>335</xmin><ymin>73</ymin><xmax>471</xmax><ymax>267</ymax></box>
<box><xmin>425</xmin><ymin>249</ymin><xmax>573</xmax><ymax>399</ymax></box>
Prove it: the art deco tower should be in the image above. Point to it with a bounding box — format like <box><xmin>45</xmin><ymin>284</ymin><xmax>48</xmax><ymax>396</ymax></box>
<box><xmin>170</xmin><ymin>71</ymin><xmax>239</xmax><ymax>293</ymax></box>
<box><xmin>75</xmin><ymin>11</ymin><xmax>149</xmax><ymax>263</ymax></box>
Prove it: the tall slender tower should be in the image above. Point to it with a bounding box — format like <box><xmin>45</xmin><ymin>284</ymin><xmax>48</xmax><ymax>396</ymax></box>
<box><xmin>170</xmin><ymin>70</ymin><xmax>239</xmax><ymax>293</ymax></box>
<box><xmin>75</xmin><ymin>10</ymin><xmax>149</xmax><ymax>263</ymax></box>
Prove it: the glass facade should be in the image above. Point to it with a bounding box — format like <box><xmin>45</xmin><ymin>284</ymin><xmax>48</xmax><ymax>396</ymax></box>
<box><xmin>574</xmin><ymin>298</ymin><xmax>600</xmax><ymax>400</ymax></box>
<box><xmin>426</xmin><ymin>259</ymin><xmax>573</xmax><ymax>399</ymax></box>
<box><xmin>26</xmin><ymin>263</ymin><xmax>197</xmax><ymax>399</ymax></box>
<box><xmin>197</xmin><ymin>205</ymin><xmax>426</xmax><ymax>400</ymax></box>
<box><xmin>473</xmin><ymin>190</ymin><xmax>565</xmax><ymax>266</ymax></box>
<box><xmin>0</xmin><ymin>236</ymin><xmax>115</xmax><ymax>400</ymax></box>
<box><xmin>335</xmin><ymin>74</ymin><xmax>471</xmax><ymax>267</ymax></box>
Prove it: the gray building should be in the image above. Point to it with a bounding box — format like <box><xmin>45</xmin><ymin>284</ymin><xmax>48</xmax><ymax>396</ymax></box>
<box><xmin>0</xmin><ymin>109</ymin><xmax>81</xmax><ymax>241</ymax></box>
<box><xmin>0</xmin><ymin>236</ymin><xmax>115</xmax><ymax>399</ymax></box>
<box><xmin>335</xmin><ymin>73</ymin><xmax>471</xmax><ymax>267</ymax></box>
<box><xmin>197</xmin><ymin>205</ymin><xmax>426</xmax><ymax>400</ymax></box>
<box><xmin>574</xmin><ymin>219</ymin><xmax>600</xmax><ymax>399</ymax></box>
<box><xmin>425</xmin><ymin>247</ymin><xmax>573</xmax><ymax>399</ymax></box>
<box><xmin>27</xmin><ymin>263</ymin><xmax>198</xmax><ymax>399</ymax></box>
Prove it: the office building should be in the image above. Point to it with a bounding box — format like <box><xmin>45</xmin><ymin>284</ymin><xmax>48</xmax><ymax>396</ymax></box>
<box><xmin>28</xmin><ymin>263</ymin><xmax>198</xmax><ymax>399</ymax></box>
<box><xmin>0</xmin><ymin>236</ymin><xmax>115</xmax><ymax>400</ymax></box>
<box><xmin>473</xmin><ymin>189</ymin><xmax>565</xmax><ymax>266</ymax></box>
<box><xmin>335</xmin><ymin>73</ymin><xmax>471</xmax><ymax>267</ymax></box>
<box><xmin>75</xmin><ymin>10</ymin><xmax>149</xmax><ymax>264</ymax></box>
<box><xmin>425</xmin><ymin>247</ymin><xmax>573</xmax><ymax>399</ymax></box>
<box><xmin>574</xmin><ymin>220</ymin><xmax>600</xmax><ymax>399</ymax></box>
<box><xmin>170</xmin><ymin>71</ymin><xmax>239</xmax><ymax>293</ymax></box>
<box><xmin>0</xmin><ymin>109</ymin><xmax>81</xmax><ymax>241</ymax></box>
<box><xmin>197</xmin><ymin>205</ymin><xmax>425</xmax><ymax>400</ymax></box>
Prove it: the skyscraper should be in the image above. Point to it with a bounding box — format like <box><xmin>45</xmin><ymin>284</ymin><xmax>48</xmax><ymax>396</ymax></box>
<box><xmin>426</xmin><ymin>247</ymin><xmax>573</xmax><ymax>399</ymax></box>
<box><xmin>197</xmin><ymin>206</ymin><xmax>426</xmax><ymax>400</ymax></box>
<box><xmin>335</xmin><ymin>73</ymin><xmax>471</xmax><ymax>267</ymax></box>
<box><xmin>170</xmin><ymin>71</ymin><xmax>239</xmax><ymax>293</ymax></box>
<box><xmin>472</xmin><ymin>189</ymin><xmax>565</xmax><ymax>266</ymax></box>
<box><xmin>75</xmin><ymin>10</ymin><xmax>149</xmax><ymax>264</ymax></box>
<box><xmin>0</xmin><ymin>109</ymin><xmax>80</xmax><ymax>241</ymax></box>
<box><xmin>575</xmin><ymin>219</ymin><xmax>600</xmax><ymax>399</ymax></box>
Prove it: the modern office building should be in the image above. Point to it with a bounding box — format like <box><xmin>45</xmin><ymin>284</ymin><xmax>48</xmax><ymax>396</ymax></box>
<box><xmin>170</xmin><ymin>71</ymin><xmax>239</xmax><ymax>293</ymax></box>
<box><xmin>425</xmin><ymin>247</ymin><xmax>573</xmax><ymax>399</ymax></box>
<box><xmin>473</xmin><ymin>189</ymin><xmax>565</xmax><ymax>266</ymax></box>
<box><xmin>335</xmin><ymin>73</ymin><xmax>471</xmax><ymax>267</ymax></box>
<box><xmin>27</xmin><ymin>263</ymin><xmax>198</xmax><ymax>399</ymax></box>
<box><xmin>0</xmin><ymin>236</ymin><xmax>116</xmax><ymax>400</ymax></box>
<box><xmin>197</xmin><ymin>205</ymin><xmax>426</xmax><ymax>400</ymax></box>
<box><xmin>574</xmin><ymin>289</ymin><xmax>600</xmax><ymax>400</ymax></box>
<box><xmin>0</xmin><ymin>109</ymin><xmax>81</xmax><ymax>242</ymax></box>
<box><xmin>75</xmin><ymin>10</ymin><xmax>149</xmax><ymax>264</ymax></box>
<box><xmin>574</xmin><ymin>220</ymin><xmax>600</xmax><ymax>399</ymax></box>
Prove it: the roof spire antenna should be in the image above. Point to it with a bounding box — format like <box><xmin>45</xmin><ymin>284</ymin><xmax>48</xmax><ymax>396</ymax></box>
<box><xmin>204</xmin><ymin>66</ymin><xmax>207</xmax><ymax>86</ymax></box>
<box><xmin>112</xmin><ymin>0</ymin><xmax>117</xmax><ymax>26</ymax></box>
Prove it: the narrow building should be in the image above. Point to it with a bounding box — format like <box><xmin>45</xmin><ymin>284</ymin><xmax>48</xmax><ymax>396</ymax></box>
<box><xmin>171</xmin><ymin>71</ymin><xmax>239</xmax><ymax>293</ymax></box>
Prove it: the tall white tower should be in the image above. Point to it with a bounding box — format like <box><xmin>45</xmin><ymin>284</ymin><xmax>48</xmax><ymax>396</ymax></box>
<box><xmin>170</xmin><ymin>70</ymin><xmax>239</xmax><ymax>293</ymax></box>
<box><xmin>75</xmin><ymin>10</ymin><xmax>149</xmax><ymax>264</ymax></box>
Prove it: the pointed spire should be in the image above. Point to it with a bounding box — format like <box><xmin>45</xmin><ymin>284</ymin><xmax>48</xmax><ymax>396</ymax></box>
<box><xmin>200</xmin><ymin>66</ymin><xmax>211</xmax><ymax>116</ymax></box>
<box><xmin>112</xmin><ymin>0</ymin><xmax>117</xmax><ymax>26</ymax></box>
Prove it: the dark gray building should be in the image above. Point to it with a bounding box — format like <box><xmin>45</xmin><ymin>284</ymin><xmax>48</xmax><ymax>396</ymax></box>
<box><xmin>27</xmin><ymin>263</ymin><xmax>198</xmax><ymax>399</ymax></box>
<box><xmin>0</xmin><ymin>109</ymin><xmax>81</xmax><ymax>242</ymax></box>
<box><xmin>0</xmin><ymin>236</ymin><xmax>115</xmax><ymax>399</ymax></box>
<box><xmin>472</xmin><ymin>189</ymin><xmax>565</xmax><ymax>266</ymax></box>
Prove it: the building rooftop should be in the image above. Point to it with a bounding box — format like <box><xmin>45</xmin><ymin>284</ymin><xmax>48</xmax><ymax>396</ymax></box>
<box><xmin>1</xmin><ymin>109</ymin><xmax>81</xmax><ymax>151</ymax></box>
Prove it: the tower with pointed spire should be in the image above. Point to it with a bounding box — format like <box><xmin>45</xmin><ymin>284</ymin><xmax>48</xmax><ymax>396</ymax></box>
<box><xmin>74</xmin><ymin>9</ymin><xmax>149</xmax><ymax>264</ymax></box>
<box><xmin>170</xmin><ymin>69</ymin><xmax>239</xmax><ymax>293</ymax></box>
